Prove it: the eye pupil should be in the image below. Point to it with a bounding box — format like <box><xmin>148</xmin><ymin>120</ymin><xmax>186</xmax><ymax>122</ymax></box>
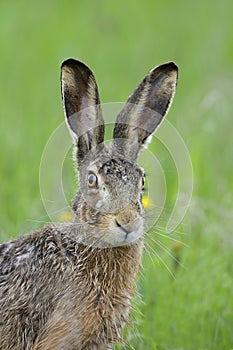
<box><xmin>89</xmin><ymin>175</ymin><xmax>95</xmax><ymax>184</ymax></box>
<box><xmin>141</xmin><ymin>176</ymin><xmax>145</xmax><ymax>190</ymax></box>
<box><xmin>88</xmin><ymin>174</ymin><xmax>97</xmax><ymax>187</ymax></box>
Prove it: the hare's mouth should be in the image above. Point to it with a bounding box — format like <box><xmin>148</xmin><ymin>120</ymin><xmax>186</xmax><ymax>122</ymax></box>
<box><xmin>77</xmin><ymin>215</ymin><xmax>143</xmax><ymax>248</ymax></box>
<box><xmin>114</xmin><ymin>219</ymin><xmax>141</xmax><ymax>244</ymax></box>
<box><xmin>115</xmin><ymin>220</ymin><xmax>129</xmax><ymax>239</ymax></box>
<box><xmin>101</xmin><ymin>216</ymin><xmax>144</xmax><ymax>247</ymax></box>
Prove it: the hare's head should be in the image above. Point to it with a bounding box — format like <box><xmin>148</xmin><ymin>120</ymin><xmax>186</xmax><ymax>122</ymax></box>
<box><xmin>61</xmin><ymin>59</ymin><xmax>178</xmax><ymax>248</ymax></box>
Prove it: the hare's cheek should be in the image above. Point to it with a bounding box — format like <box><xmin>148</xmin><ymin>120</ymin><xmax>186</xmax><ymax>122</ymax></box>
<box><xmin>95</xmin><ymin>200</ymin><xmax>104</xmax><ymax>210</ymax></box>
<box><xmin>95</xmin><ymin>200</ymin><xmax>111</xmax><ymax>213</ymax></box>
<box><xmin>94</xmin><ymin>192</ymin><xmax>111</xmax><ymax>212</ymax></box>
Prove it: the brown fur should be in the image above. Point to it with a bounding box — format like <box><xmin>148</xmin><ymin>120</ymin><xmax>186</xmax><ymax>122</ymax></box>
<box><xmin>0</xmin><ymin>58</ymin><xmax>178</xmax><ymax>349</ymax></box>
<box><xmin>0</xmin><ymin>225</ymin><xmax>142</xmax><ymax>349</ymax></box>
<box><xmin>34</xmin><ymin>232</ymin><xmax>143</xmax><ymax>349</ymax></box>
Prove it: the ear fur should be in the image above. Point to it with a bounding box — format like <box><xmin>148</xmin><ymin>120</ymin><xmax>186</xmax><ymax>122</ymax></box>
<box><xmin>113</xmin><ymin>62</ymin><xmax>178</xmax><ymax>161</ymax></box>
<box><xmin>61</xmin><ymin>59</ymin><xmax>105</xmax><ymax>162</ymax></box>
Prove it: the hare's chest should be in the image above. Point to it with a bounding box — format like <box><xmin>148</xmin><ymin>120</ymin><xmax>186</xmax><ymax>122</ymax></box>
<box><xmin>76</xmin><ymin>284</ymin><xmax>131</xmax><ymax>348</ymax></box>
<box><xmin>34</xmin><ymin>282</ymin><xmax>130</xmax><ymax>350</ymax></box>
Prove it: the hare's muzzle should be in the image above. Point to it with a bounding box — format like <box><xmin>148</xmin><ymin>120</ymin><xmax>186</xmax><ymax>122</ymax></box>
<box><xmin>113</xmin><ymin>211</ymin><xmax>143</xmax><ymax>246</ymax></box>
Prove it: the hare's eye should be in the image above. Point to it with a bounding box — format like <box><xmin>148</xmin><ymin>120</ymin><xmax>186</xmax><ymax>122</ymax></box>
<box><xmin>141</xmin><ymin>176</ymin><xmax>145</xmax><ymax>191</ymax></box>
<box><xmin>88</xmin><ymin>173</ymin><xmax>98</xmax><ymax>188</ymax></box>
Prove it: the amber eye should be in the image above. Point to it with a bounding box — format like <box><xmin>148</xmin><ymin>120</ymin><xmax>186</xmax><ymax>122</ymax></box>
<box><xmin>88</xmin><ymin>173</ymin><xmax>98</xmax><ymax>188</ymax></box>
<box><xmin>141</xmin><ymin>176</ymin><xmax>145</xmax><ymax>191</ymax></box>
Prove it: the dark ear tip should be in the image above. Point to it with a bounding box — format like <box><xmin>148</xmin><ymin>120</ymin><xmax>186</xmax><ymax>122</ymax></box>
<box><xmin>61</xmin><ymin>58</ymin><xmax>90</xmax><ymax>71</ymax></box>
<box><xmin>61</xmin><ymin>58</ymin><xmax>78</xmax><ymax>68</ymax></box>
<box><xmin>162</xmin><ymin>61</ymin><xmax>178</xmax><ymax>71</ymax></box>
<box><xmin>151</xmin><ymin>61</ymin><xmax>179</xmax><ymax>77</ymax></box>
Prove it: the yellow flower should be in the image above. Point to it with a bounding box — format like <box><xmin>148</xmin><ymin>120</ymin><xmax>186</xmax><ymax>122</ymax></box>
<box><xmin>142</xmin><ymin>195</ymin><xmax>153</xmax><ymax>209</ymax></box>
<box><xmin>59</xmin><ymin>211</ymin><xmax>72</xmax><ymax>222</ymax></box>
<box><xmin>172</xmin><ymin>240</ymin><xmax>183</xmax><ymax>252</ymax></box>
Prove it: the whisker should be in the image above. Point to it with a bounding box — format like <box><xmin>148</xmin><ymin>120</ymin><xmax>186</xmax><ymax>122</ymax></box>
<box><xmin>148</xmin><ymin>243</ymin><xmax>176</xmax><ymax>280</ymax></box>
<box><xmin>149</xmin><ymin>237</ymin><xmax>186</xmax><ymax>270</ymax></box>
<box><xmin>155</xmin><ymin>224</ymin><xmax>188</xmax><ymax>236</ymax></box>
<box><xmin>143</xmin><ymin>241</ymin><xmax>160</xmax><ymax>268</ymax></box>
<box><xmin>153</xmin><ymin>230</ymin><xmax>189</xmax><ymax>248</ymax></box>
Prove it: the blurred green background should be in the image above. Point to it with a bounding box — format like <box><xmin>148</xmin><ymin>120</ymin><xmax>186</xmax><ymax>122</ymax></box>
<box><xmin>0</xmin><ymin>1</ymin><xmax>232</xmax><ymax>349</ymax></box>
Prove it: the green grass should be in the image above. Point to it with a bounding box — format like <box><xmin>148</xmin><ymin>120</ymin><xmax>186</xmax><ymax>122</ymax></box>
<box><xmin>0</xmin><ymin>0</ymin><xmax>233</xmax><ymax>349</ymax></box>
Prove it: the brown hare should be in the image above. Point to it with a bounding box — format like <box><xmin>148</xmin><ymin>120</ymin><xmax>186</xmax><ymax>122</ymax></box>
<box><xmin>0</xmin><ymin>59</ymin><xmax>178</xmax><ymax>349</ymax></box>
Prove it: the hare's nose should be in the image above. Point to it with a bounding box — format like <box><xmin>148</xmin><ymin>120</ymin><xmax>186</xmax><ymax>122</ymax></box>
<box><xmin>115</xmin><ymin>217</ymin><xmax>140</xmax><ymax>236</ymax></box>
<box><xmin>115</xmin><ymin>220</ymin><xmax>129</xmax><ymax>238</ymax></box>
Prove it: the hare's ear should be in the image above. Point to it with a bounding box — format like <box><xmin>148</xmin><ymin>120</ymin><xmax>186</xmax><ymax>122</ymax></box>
<box><xmin>61</xmin><ymin>59</ymin><xmax>105</xmax><ymax>162</ymax></box>
<box><xmin>113</xmin><ymin>62</ymin><xmax>178</xmax><ymax>162</ymax></box>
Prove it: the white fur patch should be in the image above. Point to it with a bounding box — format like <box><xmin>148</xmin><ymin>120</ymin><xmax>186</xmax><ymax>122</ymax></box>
<box><xmin>15</xmin><ymin>246</ymin><xmax>33</xmax><ymax>265</ymax></box>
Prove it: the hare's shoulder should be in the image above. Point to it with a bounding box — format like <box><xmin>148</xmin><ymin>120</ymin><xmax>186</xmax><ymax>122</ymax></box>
<box><xmin>0</xmin><ymin>226</ymin><xmax>75</xmax><ymax>277</ymax></box>
<box><xmin>0</xmin><ymin>227</ymin><xmax>79</xmax><ymax>348</ymax></box>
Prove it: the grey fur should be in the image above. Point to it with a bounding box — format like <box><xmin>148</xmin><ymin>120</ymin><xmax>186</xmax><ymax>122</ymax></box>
<box><xmin>0</xmin><ymin>58</ymin><xmax>178</xmax><ymax>349</ymax></box>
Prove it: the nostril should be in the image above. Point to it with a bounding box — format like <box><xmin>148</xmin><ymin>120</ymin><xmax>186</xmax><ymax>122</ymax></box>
<box><xmin>115</xmin><ymin>220</ymin><xmax>128</xmax><ymax>235</ymax></box>
<box><xmin>115</xmin><ymin>220</ymin><xmax>121</xmax><ymax>228</ymax></box>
